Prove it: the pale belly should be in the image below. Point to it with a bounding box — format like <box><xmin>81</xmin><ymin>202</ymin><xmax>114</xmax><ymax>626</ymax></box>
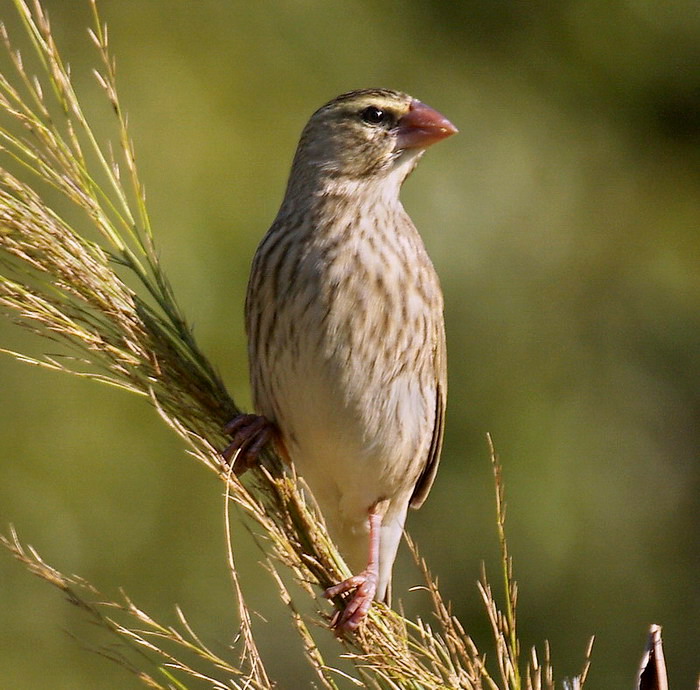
<box><xmin>280</xmin><ymin>361</ymin><xmax>434</xmax><ymax>522</ymax></box>
<box><xmin>247</xmin><ymin>214</ymin><xmax>442</xmax><ymax>556</ymax></box>
<box><xmin>253</xmin><ymin>284</ymin><xmax>437</xmax><ymax>533</ymax></box>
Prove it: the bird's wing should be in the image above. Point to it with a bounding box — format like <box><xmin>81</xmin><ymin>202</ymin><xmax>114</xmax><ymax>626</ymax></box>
<box><xmin>409</xmin><ymin>317</ymin><xmax>447</xmax><ymax>509</ymax></box>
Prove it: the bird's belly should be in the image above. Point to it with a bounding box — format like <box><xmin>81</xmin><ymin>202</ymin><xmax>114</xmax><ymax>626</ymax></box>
<box><xmin>261</xmin><ymin>313</ymin><xmax>435</xmax><ymax>532</ymax></box>
<box><xmin>250</xmin><ymin>233</ymin><xmax>440</xmax><ymax>531</ymax></box>
<box><xmin>284</xmin><ymin>383</ymin><xmax>425</xmax><ymax>525</ymax></box>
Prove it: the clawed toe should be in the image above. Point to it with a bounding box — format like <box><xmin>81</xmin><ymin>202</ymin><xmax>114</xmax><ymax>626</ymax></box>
<box><xmin>323</xmin><ymin>574</ymin><xmax>366</xmax><ymax>599</ymax></box>
<box><xmin>324</xmin><ymin>571</ymin><xmax>377</xmax><ymax>633</ymax></box>
<box><xmin>221</xmin><ymin>414</ymin><xmax>274</xmax><ymax>474</ymax></box>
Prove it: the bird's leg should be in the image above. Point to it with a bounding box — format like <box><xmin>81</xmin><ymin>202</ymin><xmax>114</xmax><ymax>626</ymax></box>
<box><xmin>221</xmin><ymin>413</ymin><xmax>275</xmax><ymax>475</ymax></box>
<box><xmin>324</xmin><ymin>507</ymin><xmax>382</xmax><ymax>633</ymax></box>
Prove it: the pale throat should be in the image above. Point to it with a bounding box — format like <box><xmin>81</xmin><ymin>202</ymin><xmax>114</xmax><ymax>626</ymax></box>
<box><xmin>316</xmin><ymin>151</ymin><xmax>421</xmax><ymax>209</ymax></box>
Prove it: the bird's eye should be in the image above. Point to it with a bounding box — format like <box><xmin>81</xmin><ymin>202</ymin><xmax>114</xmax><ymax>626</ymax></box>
<box><xmin>360</xmin><ymin>106</ymin><xmax>388</xmax><ymax>125</ymax></box>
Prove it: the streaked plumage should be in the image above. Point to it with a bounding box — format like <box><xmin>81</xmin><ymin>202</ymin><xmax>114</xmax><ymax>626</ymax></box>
<box><xmin>225</xmin><ymin>89</ymin><xmax>455</xmax><ymax>631</ymax></box>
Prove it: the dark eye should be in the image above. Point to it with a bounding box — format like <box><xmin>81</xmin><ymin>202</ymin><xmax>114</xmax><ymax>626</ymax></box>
<box><xmin>360</xmin><ymin>106</ymin><xmax>388</xmax><ymax>125</ymax></box>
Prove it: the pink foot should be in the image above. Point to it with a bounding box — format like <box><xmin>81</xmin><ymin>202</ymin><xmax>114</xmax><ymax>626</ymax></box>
<box><xmin>323</xmin><ymin>570</ymin><xmax>377</xmax><ymax>633</ymax></box>
<box><xmin>221</xmin><ymin>414</ymin><xmax>274</xmax><ymax>474</ymax></box>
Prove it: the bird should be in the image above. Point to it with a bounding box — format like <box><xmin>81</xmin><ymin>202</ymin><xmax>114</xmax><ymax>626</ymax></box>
<box><xmin>223</xmin><ymin>88</ymin><xmax>456</xmax><ymax>632</ymax></box>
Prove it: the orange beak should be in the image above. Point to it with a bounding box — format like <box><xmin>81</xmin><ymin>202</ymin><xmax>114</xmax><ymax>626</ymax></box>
<box><xmin>394</xmin><ymin>100</ymin><xmax>458</xmax><ymax>150</ymax></box>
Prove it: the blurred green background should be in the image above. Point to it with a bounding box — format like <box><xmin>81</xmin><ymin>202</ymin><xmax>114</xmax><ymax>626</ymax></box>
<box><xmin>1</xmin><ymin>0</ymin><xmax>698</xmax><ymax>687</ymax></box>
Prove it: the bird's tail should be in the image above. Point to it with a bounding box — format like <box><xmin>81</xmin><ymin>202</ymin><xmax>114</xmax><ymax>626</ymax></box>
<box><xmin>376</xmin><ymin>502</ymin><xmax>409</xmax><ymax>604</ymax></box>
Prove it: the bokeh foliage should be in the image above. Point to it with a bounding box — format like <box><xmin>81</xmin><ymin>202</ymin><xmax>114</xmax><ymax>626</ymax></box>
<box><xmin>0</xmin><ymin>0</ymin><xmax>698</xmax><ymax>687</ymax></box>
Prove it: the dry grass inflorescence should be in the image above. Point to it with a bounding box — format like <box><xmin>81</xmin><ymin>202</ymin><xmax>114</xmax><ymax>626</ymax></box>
<box><xmin>0</xmin><ymin>1</ymin><xmax>629</xmax><ymax>687</ymax></box>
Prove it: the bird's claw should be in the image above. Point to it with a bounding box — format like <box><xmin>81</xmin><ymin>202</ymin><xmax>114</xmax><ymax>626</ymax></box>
<box><xmin>324</xmin><ymin>570</ymin><xmax>377</xmax><ymax>633</ymax></box>
<box><xmin>221</xmin><ymin>414</ymin><xmax>274</xmax><ymax>475</ymax></box>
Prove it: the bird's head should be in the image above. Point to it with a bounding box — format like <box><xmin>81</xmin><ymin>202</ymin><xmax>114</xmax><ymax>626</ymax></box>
<box><xmin>285</xmin><ymin>89</ymin><xmax>457</xmax><ymax>200</ymax></box>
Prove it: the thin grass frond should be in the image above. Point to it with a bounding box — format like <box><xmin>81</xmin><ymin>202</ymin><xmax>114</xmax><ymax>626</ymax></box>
<box><xmin>265</xmin><ymin>560</ymin><xmax>344</xmax><ymax>690</ymax></box>
<box><xmin>406</xmin><ymin>534</ymin><xmax>494</xmax><ymax>690</ymax></box>
<box><xmin>486</xmin><ymin>433</ymin><xmax>521</xmax><ymax>690</ymax></box>
<box><xmin>576</xmin><ymin>636</ymin><xmax>595</xmax><ymax>689</ymax></box>
<box><xmin>222</xmin><ymin>466</ymin><xmax>273</xmax><ymax>689</ymax></box>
